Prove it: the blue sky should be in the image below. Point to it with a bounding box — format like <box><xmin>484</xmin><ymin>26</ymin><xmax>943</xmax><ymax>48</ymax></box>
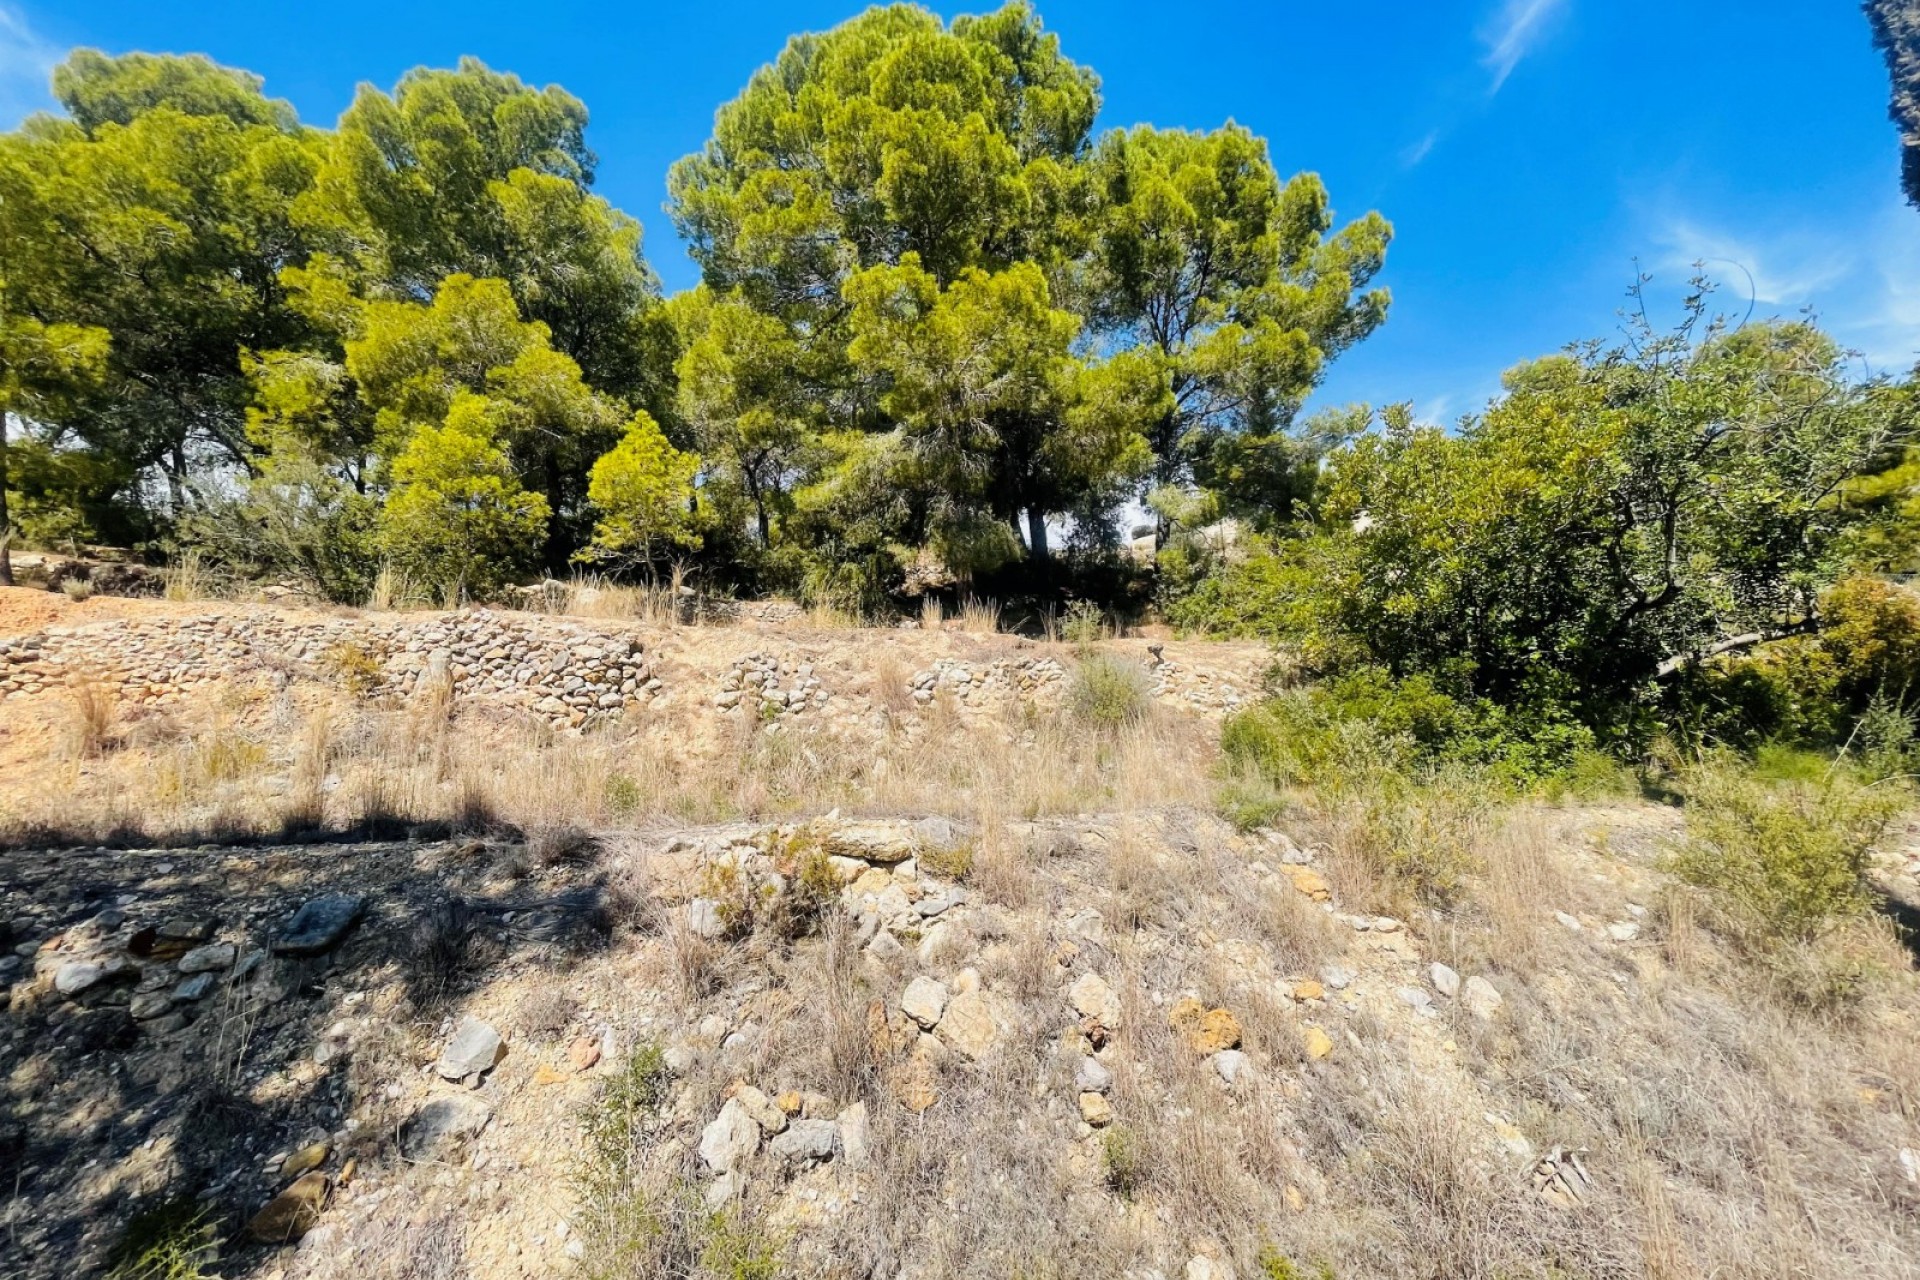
<box><xmin>3</xmin><ymin>0</ymin><xmax>1913</xmax><ymax>425</ymax></box>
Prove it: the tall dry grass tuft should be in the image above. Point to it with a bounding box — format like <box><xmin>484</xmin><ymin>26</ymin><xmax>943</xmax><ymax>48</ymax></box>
<box><xmin>920</xmin><ymin>594</ymin><xmax>944</xmax><ymax>631</ymax></box>
<box><xmin>280</xmin><ymin>704</ymin><xmax>335</xmax><ymax>832</ymax></box>
<box><xmin>64</xmin><ymin>675</ymin><xmax>119</xmax><ymax>759</ymax></box>
<box><xmin>162</xmin><ymin>549</ymin><xmax>218</xmax><ymax>602</ymax></box>
<box><xmin>957</xmin><ymin>594</ymin><xmax>1001</xmax><ymax>633</ymax></box>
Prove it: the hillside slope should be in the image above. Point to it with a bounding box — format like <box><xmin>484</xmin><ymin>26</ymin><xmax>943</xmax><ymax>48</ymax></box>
<box><xmin>2</xmin><ymin>590</ymin><xmax>1918</xmax><ymax>1280</ymax></box>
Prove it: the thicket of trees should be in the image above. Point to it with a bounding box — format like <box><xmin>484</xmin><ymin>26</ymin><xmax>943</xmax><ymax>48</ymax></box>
<box><xmin>5</xmin><ymin>2</ymin><xmax>1918</xmax><ymax>761</ymax></box>
<box><xmin>0</xmin><ymin>3</ymin><xmax>1388</xmax><ymax>608</ymax></box>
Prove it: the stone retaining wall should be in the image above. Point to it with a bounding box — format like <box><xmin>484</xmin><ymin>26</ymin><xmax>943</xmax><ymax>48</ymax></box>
<box><xmin>0</xmin><ymin>608</ymin><xmax>654</xmax><ymax>732</ymax></box>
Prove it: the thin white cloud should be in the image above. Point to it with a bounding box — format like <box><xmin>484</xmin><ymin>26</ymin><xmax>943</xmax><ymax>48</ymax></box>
<box><xmin>1651</xmin><ymin>218</ymin><xmax>1854</xmax><ymax>307</ymax></box>
<box><xmin>1480</xmin><ymin>0</ymin><xmax>1565</xmax><ymax>94</ymax></box>
<box><xmin>0</xmin><ymin>4</ymin><xmax>58</xmax><ymax>128</ymax></box>
<box><xmin>1647</xmin><ymin>204</ymin><xmax>1920</xmax><ymax>375</ymax></box>
<box><xmin>1401</xmin><ymin>130</ymin><xmax>1439</xmax><ymax>168</ymax></box>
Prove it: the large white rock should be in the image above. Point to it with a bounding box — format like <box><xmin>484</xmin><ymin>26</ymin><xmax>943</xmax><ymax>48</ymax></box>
<box><xmin>901</xmin><ymin>976</ymin><xmax>948</xmax><ymax>1029</ymax></box>
<box><xmin>699</xmin><ymin>1098</ymin><xmax>761</xmax><ymax>1175</ymax></box>
<box><xmin>1069</xmin><ymin>972</ymin><xmax>1122</xmax><ymax>1028</ymax></box>
<box><xmin>1462</xmin><ymin>976</ymin><xmax>1505</xmax><ymax>1021</ymax></box>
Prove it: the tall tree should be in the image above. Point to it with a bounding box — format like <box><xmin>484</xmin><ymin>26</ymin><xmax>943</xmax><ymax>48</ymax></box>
<box><xmin>296</xmin><ymin>59</ymin><xmax>669</xmax><ymax>405</ymax></box>
<box><xmin>1216</xmin><ymin>297</ymin><xmax>1907</xmax><ymax>730</ymax></box>
<box><xmin>1083</xmin><ymin>124</ymin><xmax>1391</xmax><ymax>533</ymax></box>
<box><xmin>1867</xmin><ymin>1</ymin><xmax>1920</xmax><ymax>207</ymax></box>
<box><xmin>668</xmin><ymin>2</ymin><xmax>1098</xmax><ymax>319</ymax></box>
<box><xmin>844</xmin><ymin>254</ymin><xmax>1159</xmax><ymax>567</ymax></box>
<box><xmin>1</xmin><ymin>52</ymin><xmax>321</xmax><ymax>528</ymax></box>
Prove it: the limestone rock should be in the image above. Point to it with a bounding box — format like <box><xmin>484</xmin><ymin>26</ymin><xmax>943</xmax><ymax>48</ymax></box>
<box><xmin>700</xmin><ymin>1099</ymin><xmax>761</xmax><ymax>1174</ymax></box>
<box><xmin>281</xmin><ymin>1140</ymin><xmax>331</xmax><ymax>1178</ymax></box>
<box><xmin>901</xmin><ymin>976</ymin><xmax>948</xmax><ymax>1029</ymax></box>
<box><xmin>1462</xmin><ymin>976</ymin><xmax>1504</xmax><ymax>1021</ymax></box>
<box><xmin>1303</xmin><ymin>1026</ymin><xmax>1334</xmax><ymax>1060</ymax></box>
<box><xmin>53</xmin><ymin>961</ymin><xmax>105</xmax><ymax>997</ymax></box>
<box><xmin>768</xmin><ymin>1118</ymin><xmax>838</xmax><ymax>1166</ymax></box>
<box><xmin>246</xmin><ymin>1171</ymin><xmax>330</xmax><ymax>1243</ymax></box>
<box><xmin>1075</xmin><ymin>1055</ymin><xmax>1113</xmax><ymax>1094</ymax></box>
<box><xmin>172</xmin><ymin>972</ymin><xmax>215</xmax><ymax>1002</ymax></box>
<box><xmin>1430</xmin><ymin>962</ymin><xmax>1461</xmax><ymax>999</ymax></box>
<box><xmin>177</xmin><ymin>943</ymin><xmax>236</xmax><ymax>974</ymax></box>
<box><xmin>273</xmin><ymin>893</ymin><xmax>366</xmax><ymax>956</ymax></box>
<box><xmin>735</xmin><ymin>1085</ymin><xmax>788</xmax><ymax>1135</ymax></box>
<box><xmin>1279</xmin><ymin>864</ymin><xmax>1331</xmax><ymax>902</ymax></box>
<box><xmin>1078</xmin><ymin>1091</ymin><xmax>1114</xmax><ymax>1127</ymax></box>
<box><xmin>837</xmin><ymin>1102</ymin><xmax>871</xmax><ymax>1170</ymax></box>
<box><xmin>1319</xmin><ymin>963</ymin><xmax>1353</xmax><ymax>990</ymax></box>
<box><xmin>567</xmin><ymin>1035</ymin><xmax>601</xmax><ymax>1072</ymax></box>
<box><xmin>934</xmin><ymin>991</ymin><xmax>997</xmax><ymax>1059</ymax></box>
<box><xmin>1290</xmin><ymin>979</ymin><xmax>1325</xmax><ymax>1001</ymax></box>
<box><xmin>435</xmin><ymin>1016</ymin><xmax>506</xmax><ymax>1081</ymax></box>
<box><xmin>129</xmin><ymin>992</ymin><xmax>172</xmax><ymax>1020</ymax></box>
<box><xmin>1169</xmin><ymin>998</ymin><xmax>1242</xmax><ymax>1054</ymax></box>
<box><xmin>686</xmin><ymin>899</ymin><xmax>727</xmax><ymax>939</ymax></box>
<box><xmin>401</xmin><ymin>1094</ymin><xmax>492</xmax><ymax>1162</ymax></box>
<box><xmin>1068</xmin><ymin>972</ymin><xmax>1122</xmax><ymax>1030</ymax></box>
<box><xmin>1212</xmin><ymin>1049</ymin><xmax>1250</xmax><ymax>1085</ymax></box>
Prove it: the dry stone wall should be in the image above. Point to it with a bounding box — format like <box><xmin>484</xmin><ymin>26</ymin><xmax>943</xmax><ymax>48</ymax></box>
<box><xmin>0</xmin><ymin>608</ymin><xmax>655</xmax><ymax>731</ymax></box>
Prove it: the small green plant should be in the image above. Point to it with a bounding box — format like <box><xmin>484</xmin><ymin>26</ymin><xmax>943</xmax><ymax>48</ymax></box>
<box><xmin>1069</xmin><ymin>653</ymin><xmax>1149</xmax><ymax>731</ymax></box>
<box><xmin>61</xmin><ymin>574</ymin><xmax>94</xmax><ymax>601</ymax></box>
<box><xmin>106</xmin><ymin>1197</ymin><xmax>218</xmax><ymax>1280</ymax></box>
<box><xmin>1216</xmin><ymin>774</ymin><xmax>1289</xmax><ymax>832</ymax></box>
<box><xmin>1060</xmin><ymin>599</ymin><xmax>1106</xmax><ymax>644</ymax></box>
<box><xmin>768</xmin><ymin>839</ymin><xmax>843</xmax><ymax>937</ymax></box>
<box><xmin>321</xmin><ymin>638</ymin><xmax>384</xmax><ymax>697</ymax></box>
<box><xmin>1256</xmin><ymin>1246</ymin><xmax>1335</xmax><ymax>1280</ymax></box>
<box><xmin>699</xmin><ymin>1207</ymin><xmax>783</xmax><ymax>1280</ymax></box>
<box><xmin>1101</xmin><ymin>1124</ymin><xmax>1144</xmax><ymax>1197</ymax></box>
<box><xmin>574</xmin><ymin>1044</ymin><xmax>672</xmax><ymax>1280</ymax></box>
<box><xmin>1669</xmin><ymin>758</ymin><xmax>1904</xmax><ymax>943</ymax></box>
<box><xmin>605</xmin><ymin>773</ymin><xmax>643</xmax><ymax>818</ymax></box>
<box><xmin>917</xmin><ymin>839</ymin><xmax>975</xmax><ymax>880</ymax></box>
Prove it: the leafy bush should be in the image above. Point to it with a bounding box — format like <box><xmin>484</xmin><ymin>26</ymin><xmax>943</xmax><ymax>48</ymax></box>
<box><xmin>1669</xmin><ymin>758</ymin><xmax>1904</xmax><ymax>942</ymax></box>
<box><xmin>1069</xmin><ymin>653</ymin><xmax>1150</xmax><ymax>731</ymax></box>
<box><xmin>1672</xmin><ymin>577</ymin><xmax>1920</xmax><ymax>753</ymax></box>
<box><xmin>1221</xmin><ymin>669</ymin><xmax>1595</xmax><ymax>794</ymax></box>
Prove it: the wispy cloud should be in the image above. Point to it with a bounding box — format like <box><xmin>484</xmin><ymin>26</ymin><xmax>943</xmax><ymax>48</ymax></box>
<box><xmin>1648</xmin><ymin>204</ymin><xmax>1920</xmax><ymax>374</ymax></box>
<box><xmin>1401</xmin><ymin>130</ymin><xmax>1440</xmax><ymax>168</ymax></box>
<box><xmin>0</xmin><ymin>4</ymin><xmax>58</xmax><ymax>128</ymax></box>
<box><xmin>1402</xmin><ymin>0</ymin><xmax>1567</xmax><ymax>168</ymax></box>
<box><xmin>1479</xmin><ymin>0</ymin><xmax>1566</xmax><ymax>93</ymax></box>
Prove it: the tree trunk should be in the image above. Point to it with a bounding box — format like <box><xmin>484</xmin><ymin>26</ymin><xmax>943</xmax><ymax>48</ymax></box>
<box><xmin>1026</xmin><ymin>508</ymin><xmax>1049</xmax><ymax>562</ymax></box>
<box><xmin>0</xmin><ymin>399</ymin><xmax>11</xmax><ymax>587</ymax></box>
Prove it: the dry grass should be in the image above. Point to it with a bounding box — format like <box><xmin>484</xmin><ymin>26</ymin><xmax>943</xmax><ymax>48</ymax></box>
<box><xmin>957</xmin><ymin>594</ymin><xmax>1001</xmax><ymax>634</ymax></box>
<box><xmin>533</xmin><ymin>570</ymin><xmax>687</xmax><ymax>626</ymax></box>
<box><xmin>64</xmin><ymin>674</ymin><xmax>118</xmax><ymax>759</ymax></box>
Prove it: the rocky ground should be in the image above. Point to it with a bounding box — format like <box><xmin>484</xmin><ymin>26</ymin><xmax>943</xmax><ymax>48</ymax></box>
<box><xmin>3</xmin><ymin>590</ymin><xmax>1919</xmax><ymax>1279</ymax></box>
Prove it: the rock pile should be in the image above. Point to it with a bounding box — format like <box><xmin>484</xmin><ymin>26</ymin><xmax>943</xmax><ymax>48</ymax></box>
<box><xmin>0</xmin><ymin>608</ymin><xmax>657</xmax><ymax>731</ymax></box>
<box><xmin>714</xmin><ymin>652</ymin><xmax>831</xmax><ymax>718</ymax></box>
<box><xmin>908</xmin><ymin>656</ymin><xmax>1067</xmax><ymax>710</ymax></box>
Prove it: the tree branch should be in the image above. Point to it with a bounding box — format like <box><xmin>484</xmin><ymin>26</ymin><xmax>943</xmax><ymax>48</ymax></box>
<box><xmin>1653</xmin><ymin>619</ymin><xmax>1818</xmax><ymax>680</ymax></box>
